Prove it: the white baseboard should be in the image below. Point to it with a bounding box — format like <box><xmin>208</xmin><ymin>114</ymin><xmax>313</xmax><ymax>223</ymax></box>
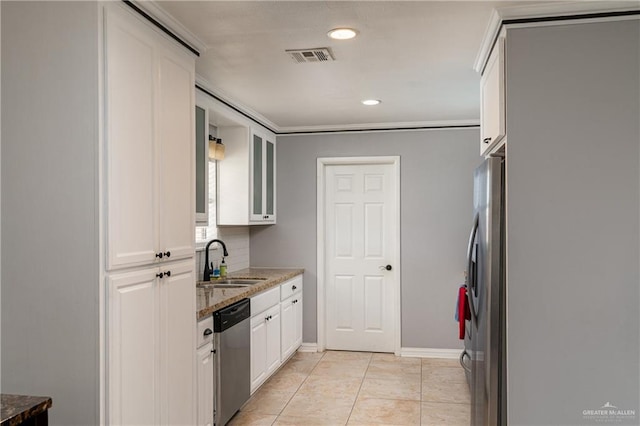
<box><xmin>297</xmin><ymin>344</ymin><xmax>461</xmax><ymax>359</ymax></box>
<box><xmin>400</xmin><ymin>347</ymin><xmax>462</xmax><ymax>359</ymax></box>
<box><xmin>298</xmin><ymin>343</ymin><xmax>319</xmax><ymax>353</ymax></box>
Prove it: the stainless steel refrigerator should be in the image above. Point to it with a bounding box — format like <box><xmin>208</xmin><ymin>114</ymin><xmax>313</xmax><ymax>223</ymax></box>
<box><xmin>464</xmin><ymin>156</ymin><xmax>506</xmax><ymax>426</ymax></box>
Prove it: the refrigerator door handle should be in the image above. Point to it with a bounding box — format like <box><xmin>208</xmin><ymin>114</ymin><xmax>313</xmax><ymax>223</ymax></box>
<box><xmin>466</xmin><ymin>213</ymin><xmax>479</xmax><ymax>321</ymax></box>
<box><xmin>460</xmin><ymin>349</ymin><xmax>472</xmax><ymax>373</ymax></box>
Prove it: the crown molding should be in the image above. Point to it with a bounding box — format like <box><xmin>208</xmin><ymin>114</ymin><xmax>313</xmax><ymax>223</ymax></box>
<box><xmin>276</xmin><ymin>119</ymin><xmax>479</xmax><ymax>135</ymax></box>
<box><xmin>196</xmin><ymin>74</ymin><xmax>479</xmax><ymax>135</ymax></box>
<box><xmin>130</xmin><ymin>0</ymin><xmax>208</xmax><ymax>54</ymax></box>
<box><xmin>195</xmin><ymin>75</ymin><xmax>280</xmax><ymax>134</ymax></box>
<box><xmin>474</xmin><ymin>1</ymin><xmax>640</xmax><ymax>73</ymax></box>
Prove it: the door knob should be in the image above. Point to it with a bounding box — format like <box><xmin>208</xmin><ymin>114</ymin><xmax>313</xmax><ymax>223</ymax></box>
<box><xmin>379</xmin><ymin>265</ymin><xmax>392</xmax><ymax>271</ymax></box>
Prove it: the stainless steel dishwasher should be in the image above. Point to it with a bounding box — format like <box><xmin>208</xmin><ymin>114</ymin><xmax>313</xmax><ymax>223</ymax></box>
<box><xmin>213</xmin><ymin>298</ymin><xmax>251</xmax><ymax>426</ymax></box>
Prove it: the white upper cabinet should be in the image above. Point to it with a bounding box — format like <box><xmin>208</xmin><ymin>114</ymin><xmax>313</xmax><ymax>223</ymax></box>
<box><xmin>195</xmin><ymin>105</ymin><xmax>209</xmax><ymax>225</ymax></box>
<box><xmin>211</xmin><ymin>111</ymin><xmax>277</xmax><ymax>225</ymax></box>
<box><xmin>157</xmin><ymin>47</ymin><xmax>196</xmax><ymax>262</ymax></box>
<box><xmin>105</xmin><ymin>4</ymin><xmax>195</xmax><ymax>270</ymax></box>
<box><xmin>480</xmin><ymin>37</ymin><xmax>506</xmax><ymax>156</ymax></box>
<box><xmin>250</xmin><ymin>130</ymin><xmax>276</xmax><ymax>223</ymax></box>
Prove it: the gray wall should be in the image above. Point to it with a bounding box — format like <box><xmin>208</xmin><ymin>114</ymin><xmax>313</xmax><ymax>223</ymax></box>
<box><xmin>506</xmin><ymin>21</ymin><xmax>639</xmax><ymax>425</ymax></box>
<box><xmin>1</xmin><ymin>2</ymin><xmax>99</xmax><ymax>425</ymax></box>
<box><xmin>250</xmin><ymin>129</ymin><xmax>481</xmax><ymax>349</ymax></box>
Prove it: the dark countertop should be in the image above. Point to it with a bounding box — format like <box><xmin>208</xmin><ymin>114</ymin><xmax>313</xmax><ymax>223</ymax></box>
<box><xmin>196</xmin><ymin>268</ymin><xmax>304</xmax><ymax>320</ymax></box>
<box><xmin>1</xmin><ymin>394</ymin><xmax>52</xmax><ymax>426</ymax></box>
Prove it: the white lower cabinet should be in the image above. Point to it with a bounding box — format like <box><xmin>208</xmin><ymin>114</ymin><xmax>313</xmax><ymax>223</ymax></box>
<box><xmin>107</xmin><ymin>260</ymin><xmax>196</xmax><ymax>425</ymax></box>
<box><xmin>250</xmin><ymin>275</ymin><xmax>304</xmax><ymax>393</ymax></box>
<box><xmin>250</xmin><ymin>303</ymin><xmax>281</xmax><ymax>392</ymax></box>
<box><xmin>196</xmin><ymin>316</ymin><xmax>214</xmax><ymax>426</ymax></box>
<box><xmin>280</xmin><ymin>296</ymin><xmax>302</xmax><ymax>361</ymax></box>
<box><xmin>280</xmin><ymin>298</ymin><xmax>295</xmax><ymax>361</ymax></box>
<box><xmin>280</xmin><ymin>277</ymin><xmax>303</xmax><ymax>361</ymax></box>
<box><xmin>196</xmin><ymin>343</ymin><xmax>214</xmax><ymax>426</ymax></box>
<box><xmin>294</xmin><ymin>293</ymin><xmax>303</xmax><ymax>351</ymax></box>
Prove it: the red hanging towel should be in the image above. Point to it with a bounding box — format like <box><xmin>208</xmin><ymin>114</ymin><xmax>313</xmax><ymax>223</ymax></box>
<box><xmin>458</xmin><ymin>286</ymin><xmax>467</xmax><ymax>339</ymax></box>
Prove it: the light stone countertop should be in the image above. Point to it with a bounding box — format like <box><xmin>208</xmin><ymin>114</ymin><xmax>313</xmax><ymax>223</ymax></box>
<box><xmin>196</xmin><ymin>268</ymin><xmax>304</xmax><ymax>320</ymax></box>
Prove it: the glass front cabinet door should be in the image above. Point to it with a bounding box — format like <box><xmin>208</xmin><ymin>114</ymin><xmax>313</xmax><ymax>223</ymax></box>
<box><xmin>250</xmin><ymin>130</ymin><xmax>276</xmax><ymax>223</ymax></box>
<box><xmin>195</xmin><ymin>105</ymin><xmax>209</xmax><ymax>225</ymax></box>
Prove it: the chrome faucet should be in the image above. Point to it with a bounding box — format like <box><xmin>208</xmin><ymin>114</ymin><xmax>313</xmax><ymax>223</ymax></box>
<box><xmin>203</xmin><ymin>239</ymin><xmax>229</xmax><ymax>281</ymax></box>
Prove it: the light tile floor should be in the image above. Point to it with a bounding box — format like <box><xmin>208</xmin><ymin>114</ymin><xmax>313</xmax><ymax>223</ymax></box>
<box><xmin>229</xmin><ymin>351</ymin><xmax>471</xmax><ymax>426</ymax></box>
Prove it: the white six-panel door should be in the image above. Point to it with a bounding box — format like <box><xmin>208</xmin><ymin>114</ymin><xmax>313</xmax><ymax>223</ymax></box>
<box><xmin>323</xmin><ymin>160</ymin><xmax>399</xmax><ymax>352</ymax></box>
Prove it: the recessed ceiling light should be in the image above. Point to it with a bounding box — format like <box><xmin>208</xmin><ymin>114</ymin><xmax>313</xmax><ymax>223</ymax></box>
<box><xmin>328</xmin><ymin>28</ymin><xmax>358</xmax><ymax>40</ymax></box>
<box><xmin>362</xmin><ymin>99</ymin><xmax>381</xmax><ymax>106</ymax></box>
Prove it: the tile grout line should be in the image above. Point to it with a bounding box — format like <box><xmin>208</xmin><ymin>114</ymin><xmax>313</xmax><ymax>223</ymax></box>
<box><xmin>271</xmin><ymin>351</ymin><xmax>326</xmax><ymax>424</ymax></box>
<box><xmin>344</xmin><ymin>352</ymin><xmax>373</xmax><ymax>425</ymax></box>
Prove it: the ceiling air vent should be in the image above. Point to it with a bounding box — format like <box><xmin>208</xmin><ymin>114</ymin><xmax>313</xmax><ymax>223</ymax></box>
<box><xmin>286</xmin><ymin>48</ymin><xmax>334</xmax><ymax>63</ymax></box>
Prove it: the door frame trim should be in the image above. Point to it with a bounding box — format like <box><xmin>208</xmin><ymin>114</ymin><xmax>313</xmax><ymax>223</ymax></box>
<box><xmin>316</xmin><ymin>156</ymin><xmax>401</xmax><ymax>355</ymax></box>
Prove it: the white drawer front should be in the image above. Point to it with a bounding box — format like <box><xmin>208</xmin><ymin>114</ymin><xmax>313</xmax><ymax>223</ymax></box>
<box><xmin>280</xmin><ymin>276</ymin><xmax>303</xmax><ymax>302</ymax></box>
<box><xmin>196</xmin><ymin>316</ymin><xmax>214</xmax><ymax>348</ymax></box>
<box><xmin>251</xmin><ymin>286</ymin><xmax>280</xmax><ymax>316</ymax></box>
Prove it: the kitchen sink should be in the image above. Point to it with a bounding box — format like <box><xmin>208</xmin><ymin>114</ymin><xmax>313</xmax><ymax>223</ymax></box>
<box><xmin>197</xmin><ymin>278</ymin><xmax>267</xmax><ymax>289</ymax></box>
<box><xmin>215</xmin><ymin>279</ymin><xmax>266</xmax><ymax>285</ymax></box>
<box><xmin>197</xmin><ymin>283</ymin><xmax>251</xmax><ymax>289</ymax></box>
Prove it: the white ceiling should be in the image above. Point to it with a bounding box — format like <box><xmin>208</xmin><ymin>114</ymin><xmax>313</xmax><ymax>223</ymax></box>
<box><xmin>156</xmin><ymin>1</ymin><xmax>529</xmax><ymax>131</ymax></box>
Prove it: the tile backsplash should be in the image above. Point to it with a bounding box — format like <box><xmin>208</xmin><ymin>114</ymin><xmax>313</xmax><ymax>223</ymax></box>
<box><xmin>195</xmin><ymin>226</ymin><xmax>250</xmax><ymax>280</ymax></box>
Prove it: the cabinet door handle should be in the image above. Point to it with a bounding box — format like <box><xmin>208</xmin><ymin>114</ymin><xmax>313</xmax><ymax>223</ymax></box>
<box><xmin>204</xmin><ymin>328</ymin><xmax>213</xmax><ymax>336</ymax></box>
<box><xmin>156</xmin><ymin>272</ymin><xmax>164</xmax><ymax>278</ymax></box>
<box><xmin>165</xmin><ymin>271</ymin><xmax>171</xmax><ymax>277</ymax></box>
<box><xmin>155</xmin><ymin>252</ymin><xmax>164</xmax><ymax>259</ymax></box>
<box><xmin>292</xmin><ymin>285</ymin><xmax>297</xmax><ymax>290</ymax></box>
<box><xmin>483</xmin><ymin>137</ymin><xmax>492</xmax><ymax>144</ymax></box>
<box><xmin>164</xmin><ymin>251</ymin><xmax>171</xmax><ymax>258</ymax></box>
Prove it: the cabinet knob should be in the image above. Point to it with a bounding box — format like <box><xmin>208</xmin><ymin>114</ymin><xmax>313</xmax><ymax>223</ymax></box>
<box><xmin>156</xmin><ymin>252</ymin><xmax>164</xmax><ymax>259</ymax></box>
<box><xmin>483</xmin><ymin>137</ymin><xmax>492</xmax><ymax>144</ymax></box>
<box><xmin>292</xmin><ymin>285</ymin><xmax>297</xmax><ymax>290</ymax></box>
<box><xmin>156</xmin><ymin>272</ymin><xmax>164</xmax><ymax>278</ymax></box>
<box><xmin>165</xmin><ymin>270</ymin><xmax>171</xmax><ymax>277</ymax></box>
<box><xmin>164</xmin><ymin>251</ymin><xmax>171</xmax><ymax>258</ymax></box>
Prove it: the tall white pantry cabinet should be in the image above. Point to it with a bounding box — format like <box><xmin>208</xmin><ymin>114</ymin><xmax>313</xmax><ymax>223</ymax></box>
<box><xmin>103</xmin><ymin>3</ymin><xmax>197</xmax><ymax>425</ymax></box>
